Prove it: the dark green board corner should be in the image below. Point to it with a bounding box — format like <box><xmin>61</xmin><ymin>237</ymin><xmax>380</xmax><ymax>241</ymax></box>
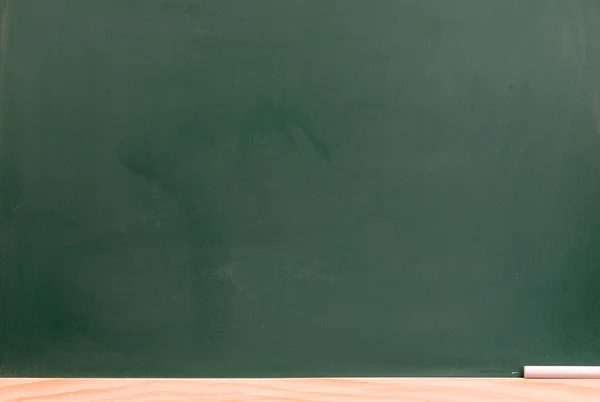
<box><xmin>2</xmin><ymin>0</ymin><xmax>600</xmax><ymax>377</ymax></box>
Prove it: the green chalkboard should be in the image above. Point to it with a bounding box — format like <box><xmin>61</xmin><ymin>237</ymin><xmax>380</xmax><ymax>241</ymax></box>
<box><xmin>2</xmin><ymin>0</ymin><xmax>600</xmax><ymax>377</ymax></box>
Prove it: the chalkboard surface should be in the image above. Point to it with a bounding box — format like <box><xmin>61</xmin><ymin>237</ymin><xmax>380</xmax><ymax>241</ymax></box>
<box><xmin>2</xmin><ymin>0</ymin><xmax>600</xmax><ymax>377</ymax></box>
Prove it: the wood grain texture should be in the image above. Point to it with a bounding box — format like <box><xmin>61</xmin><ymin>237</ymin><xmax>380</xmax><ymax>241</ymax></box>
<box><xmin>1</xmin><ymin>378</ymin><xmax>600</xmax><ymax>401</ymax></box>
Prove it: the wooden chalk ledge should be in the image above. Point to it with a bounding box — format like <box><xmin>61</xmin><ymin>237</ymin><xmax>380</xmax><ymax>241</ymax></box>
<box><xmin>2</xmin><ymin>378</ymin><xmax>600</xmax><ymax>401</ymax></box>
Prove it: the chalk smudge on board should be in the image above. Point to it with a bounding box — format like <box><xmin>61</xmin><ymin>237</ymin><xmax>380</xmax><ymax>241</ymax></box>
<box><xmin>215</xmin><ymin>254</ymin><xmax>342</xmax><ymax>304</ymax></box>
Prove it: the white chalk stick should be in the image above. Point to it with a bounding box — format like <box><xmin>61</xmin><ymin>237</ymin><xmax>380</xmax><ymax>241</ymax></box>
<box><xmin>524</xmin><ymin>366</ymin><xmax>600</xmax><ymax>379</ymax></box>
